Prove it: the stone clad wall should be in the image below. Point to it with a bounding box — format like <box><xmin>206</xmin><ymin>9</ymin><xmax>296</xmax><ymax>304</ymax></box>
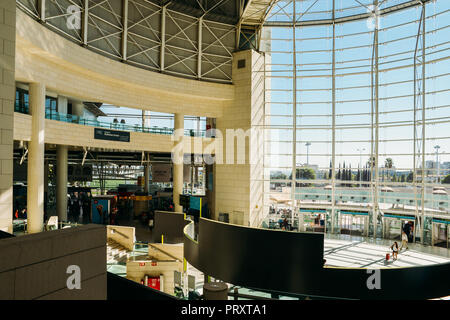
<box><xmin>0</xmin><ymin>0</ymin><xmax>15</xmax><ymax>233</ymax></box>
<box><xmin>0</xmin><ymin>224</ymin><xmax>107</xmax><ymax>300</ymax></box>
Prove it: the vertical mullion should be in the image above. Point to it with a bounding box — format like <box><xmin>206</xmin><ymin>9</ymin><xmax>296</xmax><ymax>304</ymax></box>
<box><xmin>331</xmin><ymin>0</ymin><xmax>336</xmax><ymax>234</ymax></box>
<box><xmin>374</xmin><ymin>0</ymin><xmax>380</xmax><ymax>239</ymax></box>
<box><xmin>421</xmin><ymin>2</ymin><xmax>426</xmax><ymax>244</ymax></box>
<box><xmin>291</xmin><ymin>0</ymin><xmax>297</xmax><ymax>225</ymax></box>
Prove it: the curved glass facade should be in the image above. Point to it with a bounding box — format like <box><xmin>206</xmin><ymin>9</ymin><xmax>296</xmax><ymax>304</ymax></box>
<box><xmin>261</xmin><ymin>0</ymin><xmax>450</xmax><ymax>244</ymax></box>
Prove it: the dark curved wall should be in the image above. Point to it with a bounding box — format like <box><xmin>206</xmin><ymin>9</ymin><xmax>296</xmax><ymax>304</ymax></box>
<box><xmin>319</xmin><ymin>263</ymin><xmax>450</xmax><ymax>300</ymax></box>
<box><xmin>196</xmin><ymin>218</ymin><xmax>324</xmax><ymax>294</ymax></box>
<box><xmin>152</xmin><ymin>211</ymin><xmax>188</xmax><ymax>244</ymax></box>
<box><xmin>183</xmin><ymin>232</ymin><xmax>200</xmax><ymax>271</ymax></box>
<box><xmin>183</xmin><ymin>218</ymin><xmax>450</xmax><ymax>300</ymax></box>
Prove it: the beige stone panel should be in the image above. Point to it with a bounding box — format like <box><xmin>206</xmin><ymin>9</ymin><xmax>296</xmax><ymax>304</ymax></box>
<box><xmin>107</xmin><ymin>225</ymin><xmax>135</xmax><ymax>251</ymax></box>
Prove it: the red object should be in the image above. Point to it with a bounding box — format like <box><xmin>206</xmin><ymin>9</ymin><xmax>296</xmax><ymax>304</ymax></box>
<box><xmin>151</xmin><ymin>261</ymin><xmax>157</xmax><ymax>266</ymax></box>
<box><xmin>386</xmin><ymin>253</ymin><xmax>390</xmax><ymax>261</ymax></box>
<box><xmin>139</xmin><ymin>262</ymin><xmax>145</xmax><ymax>267</ymax></box>
<box><xmin>147</xmin><ymin>277</ymin><xmax>160</xmax><ymax>290</ymax></box>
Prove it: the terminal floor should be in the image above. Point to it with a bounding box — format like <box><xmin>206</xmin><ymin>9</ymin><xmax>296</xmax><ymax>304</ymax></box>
<box><xmin>323</xmin><ymin>233</ymin><xmax>450</xmax><ymax>269</ymax></box>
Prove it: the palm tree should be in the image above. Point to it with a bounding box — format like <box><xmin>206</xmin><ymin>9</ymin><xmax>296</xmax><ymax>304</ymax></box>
<box><xmin>384</xmin><ymin>158</ymin><xmax>393</xmax><ymax>182</ymax></box>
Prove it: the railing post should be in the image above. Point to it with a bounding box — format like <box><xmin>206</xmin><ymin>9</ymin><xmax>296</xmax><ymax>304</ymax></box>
<box><xmin>234</xmin><ymin>287</ymin><xmax>238</xmax><ymax>300</ymax></box>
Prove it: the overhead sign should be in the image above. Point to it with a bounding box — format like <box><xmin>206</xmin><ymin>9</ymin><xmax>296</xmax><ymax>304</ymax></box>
<box><xmin>152</xmin><ymin>164</ymin><xmax>171</xmax><ymax>182</ymax></box>
<box><xmin>94</xmin><ymin>128</ymin><xmax>130</xmax><ymax>142</ymax></box>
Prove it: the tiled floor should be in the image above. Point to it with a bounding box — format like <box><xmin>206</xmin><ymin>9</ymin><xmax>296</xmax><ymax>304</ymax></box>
<box><xmin>324</xmin><ymin>233</ymin><xmax>450</xmax><ymax>269</ymax></box>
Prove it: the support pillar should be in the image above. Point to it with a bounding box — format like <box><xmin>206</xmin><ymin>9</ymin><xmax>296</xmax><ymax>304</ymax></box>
<box><xmin>173</xmin><ymin>113</ymin><xmax>184</xmax><ymax>212</ymax></box>
<box><xmin>57</xmin><ymin>95</ymin><xmax>68</xmax><ymax>114</ymax></box>
<box><xmin>56</xmin><ymin>145</ymin><xmax>68</xmax><ymax>222</ymax></box>
<box><xmin>27</xmin><ymin>83</ymin><xmax>46</xmax><ymax>234</ymax></box>
<box><xmin>72</xmin><ymin>101</ymin><xmax>84</xmax><ymax>117</ymax></box>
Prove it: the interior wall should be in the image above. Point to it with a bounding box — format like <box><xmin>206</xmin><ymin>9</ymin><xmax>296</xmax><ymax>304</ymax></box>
<box><xmin>0</xmin><ymin>224</ymin><xmax>107</xmax><ymax>300</ymax></box>
<box><xmin>215</xmin><ymin>50</ymin><xmax>265</xmax><ymax>227</ymax></box>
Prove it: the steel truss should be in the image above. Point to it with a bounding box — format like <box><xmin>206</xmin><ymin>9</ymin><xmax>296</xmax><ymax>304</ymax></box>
<box><xmin>16</xmin><ymin>0</ymin><xmax>253</xmax><ymax>83</ymax></box>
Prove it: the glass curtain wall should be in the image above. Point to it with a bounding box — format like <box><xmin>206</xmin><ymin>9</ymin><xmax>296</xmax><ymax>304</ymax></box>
<box><xmin>262</xmin><ymin>0</ymin><xmax>450</xmax><ymax>243</ymax></box>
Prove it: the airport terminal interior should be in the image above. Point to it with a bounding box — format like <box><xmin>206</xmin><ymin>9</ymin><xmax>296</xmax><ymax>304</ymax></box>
<box><xmin>0</xmin><ymin>0</ymin><xmax>449</xmax><ymax>300</ymax></box>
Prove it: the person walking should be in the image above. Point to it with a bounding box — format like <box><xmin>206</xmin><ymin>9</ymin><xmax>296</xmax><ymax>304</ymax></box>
<box><xmin>390</xmin><ymin>241</ymin><xmax>399</xmax><ymax>261</ymax></box>
<box><xmin>400</xmin><ymin>231</ymin><xmax>408</xmax><ymax>251</ymax></box>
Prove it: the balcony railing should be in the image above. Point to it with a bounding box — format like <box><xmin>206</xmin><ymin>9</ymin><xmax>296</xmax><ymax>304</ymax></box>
<box><xmin>15</xmin><ymin>105</ymin><xmax>207</xmax><ymax>137</ymax></box>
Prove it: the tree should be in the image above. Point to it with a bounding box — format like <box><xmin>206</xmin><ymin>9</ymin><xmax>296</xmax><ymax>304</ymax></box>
<box><xmin>367</xmin><ymin>156</ymin><xmax>376</xmax><ymax>168</ymax></box>
<box><xmin>296</xmin><ymin>168</ymin><xmax>316</xmax><ymax>187</ymax></box>
<box><xmin>385</xmin><ymin>158</ymin><xmax>393</xmax><ymax>169</ymax></box>
<box><xmin>384</xmin><ymin>158</ymin><xmax>394</xmax><ymax>182</ymax></box>
<box><xmin>392</xmin><ymin>173</ymin><xmax>397</xmax><ymax>182</ymax></box>
<box><xmin>328</xmin><ymin>160</ymin><xmax>332</xmax><ymax>181</ymax></box>
<box><xmin>406</xmin><ymin>171</ymin><xmax>413</xmax><ymax>183</ymax></box>
<box><xmin>296</xmin><ymin>168</ymin><xmax>316</xmax><ymax>180</ymax></box>
<box><xmin>442</xmin><ymin>174</ymin><xmax>450</xmax><ymax>184</ymax></box>
<box><xmin>271</xmin><ymin>171</ymin><xmax>287</xmax><ymax>180</ymax></box>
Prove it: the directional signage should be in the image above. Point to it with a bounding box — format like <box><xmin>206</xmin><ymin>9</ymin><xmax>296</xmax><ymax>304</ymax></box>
<box><xmin>94</xmin><ymin>128</ymin><xmax>130</xmax><ymax>142</ymax></box>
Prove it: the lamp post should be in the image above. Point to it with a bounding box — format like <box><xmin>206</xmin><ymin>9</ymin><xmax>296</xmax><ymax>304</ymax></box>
<box><xmin>305</xmin><ymin>142</ymin><xmax>311</xmax><ymax>165</ymax></box>
<box><xmin>434</xmin><ymin>145</ymin><xmax>441</xmax><ymax>183</ymax></box>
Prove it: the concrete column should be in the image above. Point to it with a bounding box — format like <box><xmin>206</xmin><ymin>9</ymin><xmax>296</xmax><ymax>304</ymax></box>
<box><xmin>173</xmin><ymin>113</ymin><xmax>184</xmax><ymax>212</ymax></box>
<box><xmin>142</xmin><ymin>110</ymin><xmax>150</xmax><ymax>128</ymax></box>
<box><xmin>72</xmin><ymin>101</ymin><xmax>84</xmax><ymax>117</ymax></box>
<box><xmin>57</xmin><ymin>96</ymin><xmax>68</xmax><ymax>114</ymax></box>
<box><xmin>0</xmin><ymin>0</ymin><xmax>15</xmax><ymax>233</ymax></box>
<box><xmin>27</xmin><ymin>83</ymin><xmax>46</xmax><ymax>234</ymax></box>
<box><xmin>56</xmin><ymin>145</ymin><xmax>68</xmax><ymax>221</ymax></box>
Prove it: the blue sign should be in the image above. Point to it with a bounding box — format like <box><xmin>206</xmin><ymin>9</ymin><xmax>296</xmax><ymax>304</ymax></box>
<box><xmin>190</xmin><ymin>197</ymin><xmax>201</xmax><ymax>211</ymax></box>
<box><xmin>92</xmin><ymin>199</ymin><xmax>109</xmax><ymax>224</ymax></box>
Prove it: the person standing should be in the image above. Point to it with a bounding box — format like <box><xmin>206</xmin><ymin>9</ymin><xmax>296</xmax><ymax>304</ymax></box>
<box><xmin>400</xmin><ymin>231</ymin><xmax>408</xmax><ymax>251</ymax></box>
<box><xmin>390</xmin><ymin>241</ymin><xmax>399</xmax><ymax>261</ymax></box>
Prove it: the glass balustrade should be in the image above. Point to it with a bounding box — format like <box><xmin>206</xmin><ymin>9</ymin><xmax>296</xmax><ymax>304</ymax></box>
<box><xmin>13</xmin><ymin>109</ymin><xmax>207</xmax><ymax>137</ymax></box>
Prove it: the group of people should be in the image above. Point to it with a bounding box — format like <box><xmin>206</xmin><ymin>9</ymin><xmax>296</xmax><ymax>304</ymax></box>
<box><xmin>389</xmin><ymin>225</ymin><xmax>411</xmax><ymax>261</ymax></box>
<box><xmin>389</xmin><ymin>233</ymin><xmax>408</xmax><ymax>260</ymax></box>
<box><xmin>68</xmin><ymin>192</ymin><xmax>91</xmax><ymax>224</ymax></box>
